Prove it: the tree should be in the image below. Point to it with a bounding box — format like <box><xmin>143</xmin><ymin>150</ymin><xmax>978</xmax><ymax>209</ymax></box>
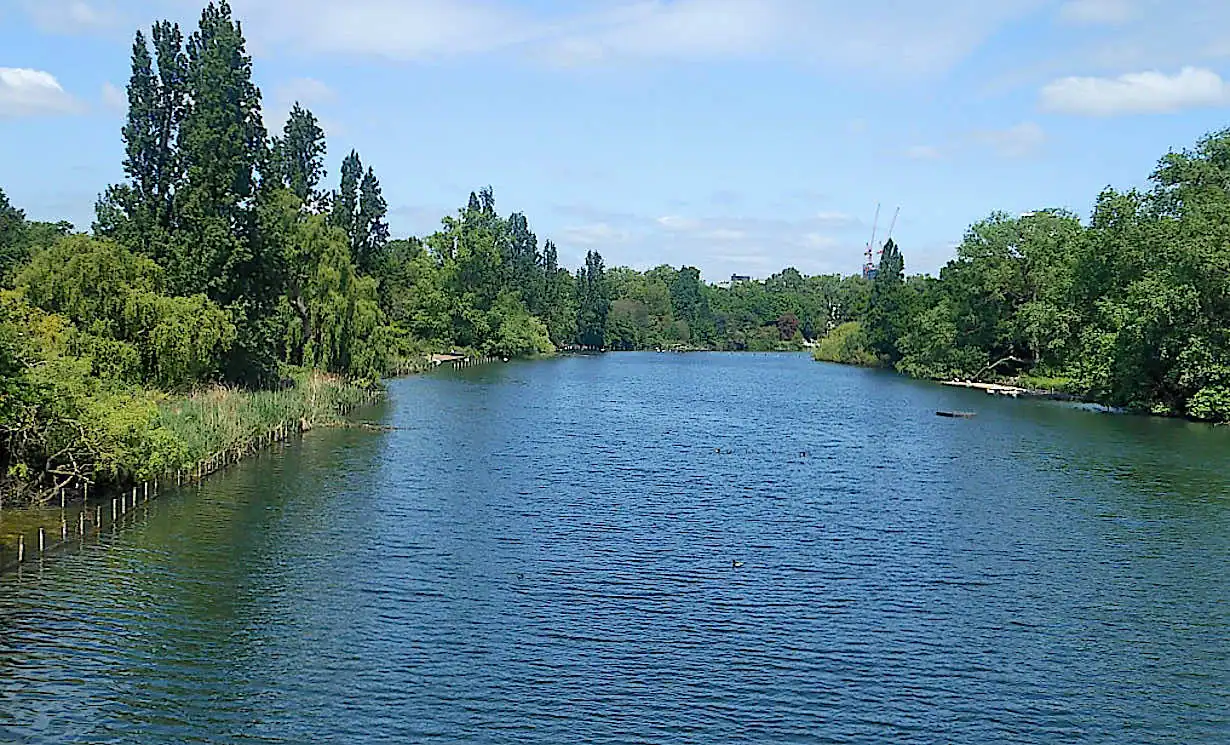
<box><xmin>354</xmin><ymin>166</ymin><xmax>389</xmax><ymax>273</ymax></box>
<box><xmin>0</xmin><ymin>188</ymin><xmax>28</xmax><ymax>277</ymax></box>
<box><xmin>776</xmin><ymin>312</ymin><xmax>800</xmax><ymax>341</ymax></box>
<box><xmin>274</xmin><ymin>103</ymin><xmax>327</xmax><ymax>206</ymax></box>
<box><xmin>540</xmin><ymin>239</ymin><xmax>577</xmax><ymax>346</ymax></box>
<box><xmin>577</xmin><ymin>250</ymin><xmax>609</xmax><ymax>348</ymax></box>
<box><xmin>96</xmin><ymin>21</ymin><xmax>187</xmax><ymax>256</ymax></box>
<box><xmin>865</xmin><ymin>238</ymin><xmax>906</xmax><ymax>362</ymax></box>
<box><xmin>331</xmin><ymin>150</ymin><xmax>361</xmax><ymax>240</ymax></box>
<box><xmin>17</xmin><ymin>235</ymin><xmax>234</xmax><ymax>388</ymax></box>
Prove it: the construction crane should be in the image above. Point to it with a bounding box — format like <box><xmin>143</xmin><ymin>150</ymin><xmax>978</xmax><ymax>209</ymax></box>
<box><xmin>862</xmin><ymin>203</ymin><xmax>881</xmax><ymax>280</ymax></box>
<box><xmin>861</xmin><ymin>204</ymin><xmax>901</xmax><ymax>280</ymax></box>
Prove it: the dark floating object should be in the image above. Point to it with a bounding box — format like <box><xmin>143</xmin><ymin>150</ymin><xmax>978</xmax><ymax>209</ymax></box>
<box><xmin>936</xmin><ymin>410</ymin><xmax>977</xmax><ymax>418</ymax></box>
<box><xmin>731</xmin><ymin>560</ymin><xmax>745</xmax><ymax>568</ymax></box>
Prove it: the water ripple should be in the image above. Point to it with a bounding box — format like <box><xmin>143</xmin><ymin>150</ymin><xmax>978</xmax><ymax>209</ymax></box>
<box><xmin>1</xmin><ymin>353</ymin><xmax>1228</xmax><ymax>744</ymax></box>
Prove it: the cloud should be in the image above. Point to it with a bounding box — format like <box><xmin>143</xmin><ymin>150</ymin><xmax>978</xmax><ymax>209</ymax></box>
<box><xmin>657</xmin><ymin>215</ymin><xmax>701</xmax><ymax>231</ymax></box>
<box><xmin>230</xmin><ymin>0</ymin><xmax>536</xmax><ymax>60</ymax></box>
<box><xmin>905</xmin><ymin>144</ymin><xmax>943</xmax><ymax>160</ymax></box>
<box><xmin>546</xmin><ymin>202</ymin><xmax>869</xmax><ymax>277</ymax></box>
<box><xmin>813</xmin><ymin>210</ymin><xmax>858</xmax><ymax>226</ymax></box>
<box><xmin>1057</xmin><ymin>0</ymin><xmax>1136</xmax><ymax>25</ymax></box>
<box><xmin>18</xmin><ymin>0</ymin><xmax>120</xmax><ymax>34</ymax></box>
<box><xmin>224</xmin><ymin>0</ymin><xmax>1042</xmax><ymax>79</ymax></box>
<box><xmin>0</xmin><ymin>68</ymin><xmax>83</xmax><ymax>118</ymax></box>
<box><xmin>973</xmin><ymin>122</ymin><xmax>1045</xmax><ymax>157</ymax></box>
<box><xmin>1040</xmin><ymin>66</ymin><xmax>1230</xmax><ymax>115</ymax></box>
<box><xmin>100</xmin><ymin>81</ymin><xmax>125</xmax><ymax>113</ymax></box>
<box><xmin>705</xmin><ymin>228</ymin><xmax>746</xmax><ymax>242</ymax></box>
<box><xmin>558</xmin><ymin>222</ymin><xmax>633</xmax><ymax>247</ymax></box>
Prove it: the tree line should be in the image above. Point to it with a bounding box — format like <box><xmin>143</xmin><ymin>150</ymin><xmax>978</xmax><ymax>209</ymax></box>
<box><xmin>4</xmin><ymin>0</ymin><xmax>1228</xmax><ymax>502</ymax></box>
<box><xmin>2</xmin><ymin>1</ymin><xmax>863</xmax><ymax>500</ymax></box>
<box><xmin>818</xmin><ymin>127</ymin><xmax>1230</xmax><ymax>422</ymax></box>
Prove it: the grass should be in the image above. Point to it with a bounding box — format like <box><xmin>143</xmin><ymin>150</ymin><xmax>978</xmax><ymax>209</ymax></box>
<box><xmin>0</xmin><ymin>370</ymin><xmax>379</xmax><ymax>566</ymax></box>
<box><xmin>156</xmin><ymin>370</ymin><xmax>377</xmax><ymax>464</ymax></box>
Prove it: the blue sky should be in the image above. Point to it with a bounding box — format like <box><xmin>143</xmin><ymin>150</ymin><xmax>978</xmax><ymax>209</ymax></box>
<box><xmin>3</xmin><ymin>0</ymin><xmax>1230</xmax><ymax>279</ymax></box>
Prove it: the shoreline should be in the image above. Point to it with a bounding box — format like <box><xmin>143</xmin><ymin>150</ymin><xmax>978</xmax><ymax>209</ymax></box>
<box><xmin>0</xmin><ymin>376</ymin><xmax>381</xmax><ymax>575</ymax></box>
<box><xmin>0</xmin><ymin>352</ymin><xmax>519</xmax><ymax>577</ymax></box>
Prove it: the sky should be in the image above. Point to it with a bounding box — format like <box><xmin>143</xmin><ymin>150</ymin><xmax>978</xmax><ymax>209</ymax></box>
<box><xmin>3</xmin><ymin>0</ymin><xmax>1230</xmax><ymax>279</ymax></box>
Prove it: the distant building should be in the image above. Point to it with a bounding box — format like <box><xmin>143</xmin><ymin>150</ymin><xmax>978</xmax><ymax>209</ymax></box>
<box><xmin>730</xmin><ymin>274</ymin><xmax>752</xmax><ymax>284</ymax></box>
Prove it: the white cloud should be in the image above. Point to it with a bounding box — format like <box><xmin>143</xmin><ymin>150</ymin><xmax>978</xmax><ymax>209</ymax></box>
<box><xmin>704</xmin><ymin>228</ymin><xmax>746</xmax><ymax>242</ymax></box>
<box><xmin>224</xmin><ymin>0</ymin><xmax>1043</xmax><ymax>79</ymax></box>
<box><xmin>973</xmin><ymin>122</ymin><xmax>1045</xmax><ymax>157</ymax></box>
<box><xmin>1040</xmin><ymin>66</ymin><xmax>1230</xmax><ymax>115</ymax></box>
<box><xmin>19</xmin><ymin>0</ymin><xmax>119</xmax><ymax>34</ymax></box>
<box><xmin>559</xmin><ymin>222</ymin><xmax>631</xmax><ymax>247</ymax></box>
<box><xmin>905</xmin><ymin>144</ymin><xmax>943</xmax><ymax>160</ymax></box>
<box><xmin>100</xmin><ymin>81</ymin><xmax>125</xmax><ymax>112</ymax></box>
<box><xmin>797</xmin><ymin>232</ymin><xmax>838</xmax><ymax>249</ymax></box>
<box><xmin>815</xmin><ymin>210</ymin><xmax>854</xmax><ymax>222</ymax></box>
<box><xmin>657</xmin><ymin>215</ymin><xmax>701</xmax><ymax>231</ymax></box>
<box><xmin>550</xmin><ymin>203</ymin><xmax>869</xmax><ymax>277</ymax></box>
<box><xmin>1057</xmin><ymin>0</ymin><xmax>1136</xmax><ymax>25</ymax></box>
<box><xmin>230</xmin><ymin>0</ymin><xmax>536</xmax><ymax>61</ymax></box>
<box><xmin>0</xmin><ymin>68</ymin><xmax>83</xmax><ymax>118</ymax></box>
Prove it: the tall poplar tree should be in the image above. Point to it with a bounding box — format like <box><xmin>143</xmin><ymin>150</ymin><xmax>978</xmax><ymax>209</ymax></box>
<box><xmin>354</xmin><ymin>166</ymin><xmax>389</xmax><ymax>274</ymax></box>
<box><xmin>577</xmin><ymin>250</ymin><xmax>610</xmax><ymax>348</ymax></box>
<box><xmin>273</xmin><ymin>103</ymin><xmax>327</xmax><ymax>206</ymax></box>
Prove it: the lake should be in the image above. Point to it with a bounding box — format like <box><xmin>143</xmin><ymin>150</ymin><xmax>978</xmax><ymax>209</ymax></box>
<box><xmin>1</xmin><ymin>353</ymin><xmax>1227</xmax><ymax>744</ymax></box>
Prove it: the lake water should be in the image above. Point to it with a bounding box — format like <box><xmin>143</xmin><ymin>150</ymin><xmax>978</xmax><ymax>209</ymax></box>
<box><xmin>1</xmin><ymin>353</ymin><xmax>1227</xmax><ymax>744</ymax></box>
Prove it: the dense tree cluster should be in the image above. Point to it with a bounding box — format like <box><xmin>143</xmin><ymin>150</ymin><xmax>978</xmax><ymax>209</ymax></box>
<box><xmin>815</xmin><ymin>128</ymin><xmax>1230</xmax><ymax>421</ymax></box>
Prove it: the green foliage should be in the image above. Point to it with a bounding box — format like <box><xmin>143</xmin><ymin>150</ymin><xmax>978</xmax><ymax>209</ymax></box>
<box><xmin>813</xmin><ymin>322</ymin><xmax>879</xmax><ymax>366</ymax></box>
<box><xmin>273</xmin><ymin>103</ymin><xmax>327</xmax><ymax>205</ymax></box>
<box><xmin>485</xmin><ymin>293</ymin><xmax>554</xmax><ymax>358</ymax></box>
<box><xmin>16</xmin><ymin>235</ymin><xmax>234</xmax><ymax>389</ymax></box>
<box><xmin>577</xmin><ymin>250</ymin><xmax>610</xmax><ymax>348</ymax></box>
<box><xmin>0</xmin><ymin>188</ymin><xmax>28</xmax><ymax>278</ymax></box>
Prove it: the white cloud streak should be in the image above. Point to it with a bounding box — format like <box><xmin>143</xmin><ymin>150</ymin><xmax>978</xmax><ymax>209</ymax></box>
<box><xmin>905</xmin><ymin>144</ymin><xmax>943</xmax><ymax>160</ymax></box>
<box><xmin>19</xmin><ymin>0</ymin><xmax>120</xmax><ymax>34</ymax></box>
<box><xmin>100</xmin><ymin>81</ymin><xmax>126</xmax><ymax>112</ymax></box>
<box><xmin>972</xmin><ymin>121</ymin><xmax>1045</xmax><ymax>157</ymax></box>
<box><xmin>0</xmin><ymin>68</ymin><xmax>83</xmax><ymax>118</ymax></box>
<box><xmin>221</xmin><ymin>0</ymin><xmax>1043</xmax><ymax>79</ymax></box>
<box><xmin>1056</xmin><ymin>0</ymin><xmax>1136</xmax><ymax>25</ymax></box>
<box><xmin>1040</xmin><ymin>67</ymin><xmax>1230</xmax><ymax>115</ymax></box>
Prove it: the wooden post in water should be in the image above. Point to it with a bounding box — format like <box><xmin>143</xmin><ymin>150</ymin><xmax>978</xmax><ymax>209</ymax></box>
<box><xmin>79</xmin><ymin>510</ymin><xmax>85</xmax><ymax>535</ymax></box>
<box><xmin>37</xmin><ymin>527</ymin><xmax>44</xmax><ymax>554</ymax></box>
<box><xmin>17</xmin><ymin>534</ymin><xmax>24</xmax><ymax>563</ymax></box>
<box><xmin>112</xmin><ymin>498</ymin><xmax>117</xmax><ymax>520</ymax></box>
<box><xmin>61</xmin><ymin>519</ymin><xmax>67</xmax><ymax>541</ymax></box>
<box><xmin>95</xmin><ymin>505</ymin><xmax>101</xmax><ymax>527</ymax></box>
<box><xmin>83</xmin><ymin>481</ymin><xmax>88</xmax><ymax>502</ymax></box>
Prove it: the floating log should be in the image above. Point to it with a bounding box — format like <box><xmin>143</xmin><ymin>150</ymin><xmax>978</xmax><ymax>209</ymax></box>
<box><xmin>936</xmin><ymin>410</ymin><xmax>977</xmax><ymax>418</ymax></box>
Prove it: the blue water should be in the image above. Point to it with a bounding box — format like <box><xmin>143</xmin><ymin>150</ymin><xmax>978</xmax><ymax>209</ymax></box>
<box><xmin>1</xmin><ymin>353</ymin><xmax>1227</xmax><ymax>743</ymax></box>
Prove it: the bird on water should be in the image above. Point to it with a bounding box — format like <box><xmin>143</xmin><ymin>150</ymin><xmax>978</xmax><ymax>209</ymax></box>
<box><xmin>731</xmin><ymin>560</ymin><xmax>745</xmax><ymax>568</ymax></box>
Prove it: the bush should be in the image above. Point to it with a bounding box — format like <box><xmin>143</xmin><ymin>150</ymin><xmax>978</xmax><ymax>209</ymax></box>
<box><xmin>813</xmin><ymin>322</ymin><xmax>880</xmax><ymax>366</ymax></box>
